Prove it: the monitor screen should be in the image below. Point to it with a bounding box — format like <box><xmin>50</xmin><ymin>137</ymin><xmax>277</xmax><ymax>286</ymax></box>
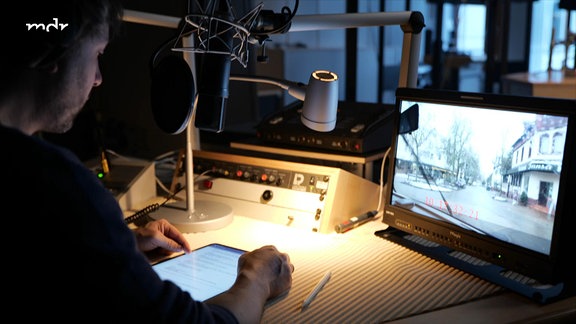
<box><xmin>382</xmin><ymin>88</ymin><xmax>576</xmax><ymax>286</ymax></box>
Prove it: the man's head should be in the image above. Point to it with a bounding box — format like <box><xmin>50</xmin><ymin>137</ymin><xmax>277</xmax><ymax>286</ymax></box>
<box><xmin>0</xmin><ymin>0</ymin><xmax>123</xmax><ymax>135</ymax></box>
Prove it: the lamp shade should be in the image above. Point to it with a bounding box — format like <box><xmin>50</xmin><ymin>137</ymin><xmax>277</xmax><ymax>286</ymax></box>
<box><xmin>301</xmin><ymin>70</ymin><xmax>339</xmax><ymax>132</ymax></box>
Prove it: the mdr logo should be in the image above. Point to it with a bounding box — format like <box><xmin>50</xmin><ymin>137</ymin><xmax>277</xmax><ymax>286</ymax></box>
<box><xmin>26</xmin><ymin>18</ymin><xmax>68</xmax><ymax>32</ymax></box>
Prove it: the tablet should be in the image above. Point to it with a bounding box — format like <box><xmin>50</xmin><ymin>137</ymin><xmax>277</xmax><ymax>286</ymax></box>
<box><xmin>152</xmin><ymin>243</ymin><xmax>246</xmax><ymax>301</ymax></box>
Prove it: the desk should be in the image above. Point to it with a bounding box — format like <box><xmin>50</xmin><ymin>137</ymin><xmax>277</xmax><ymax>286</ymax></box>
<box><xmin>161</xmin><ymin>212</ymin><xmax>576</xmax><ymax>323</ymax></box>
<box><xmin>501</xmin><ymin>71</ymin><xmax>576</xmax><ymax>99</ymax></box>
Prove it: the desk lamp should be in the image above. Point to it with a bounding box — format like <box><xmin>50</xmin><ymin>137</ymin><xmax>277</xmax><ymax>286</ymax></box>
<box><xmin>122</xmin><ymin>0</ymin><xmax>424</xmax><ymax>233</ymax></box>
<box><xmin>230</xmin><ymin>71</ymin><xmax>339</xmax><ymax>132</ymax></box>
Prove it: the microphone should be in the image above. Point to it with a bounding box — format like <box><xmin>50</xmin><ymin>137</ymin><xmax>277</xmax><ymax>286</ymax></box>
<box><xmin>174</xmin><ymin>1</ymin><xmax>296</xmax><ymax>132</ymax></box>
<box><xmin>194</xmin><ymin>0</ymin><xmax>234</xmax><ymax>133</ymax></box>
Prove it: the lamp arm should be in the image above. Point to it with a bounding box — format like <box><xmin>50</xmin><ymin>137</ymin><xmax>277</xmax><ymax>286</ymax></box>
<box><xmin>123</xmin><ymin>9</ymin><xmax>180</xmax><ymax>28</ymax></box>
<box><xmin>122</xmin><ymin>9</ymin><xmax>424</xmax><ymax>88</ymax></box>
<box><xmin>288</xmin><ymin>12</ymin><xmax>425</xmax><ymax>32</ymax></box>
<box><xmin>122</xmin><ymin>10</ymin><xmax>425</xmax><ymax>33</ymax></box>
<box><xmin>230</xmin><ymin>74</ymin><xmax>306</xmax><ymax>101</ymax></box>
<box><xmin>287</xmin><ymin>12</ymin><xmax>425</xmax><ymax>88</ymax></box>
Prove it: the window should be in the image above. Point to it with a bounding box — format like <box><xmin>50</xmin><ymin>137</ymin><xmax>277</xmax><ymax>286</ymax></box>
<box><xmin>539</xmin><ymin>134</ymin><xmax>550</xmax><ymax>154</ymax></box>
<box><xmin>456</xmin><ymin>4</ymin><xmax>486</xmax><ymax>61</ymax></box>
<box><xmin>530</xmin><ymin>0</ymin><xmax>576</xmax><ymax>72</ymax></box>
<box><xmin>552</xmin><ymin>132</ymin><xmax>565</xmax><ymax>154</ymax></box>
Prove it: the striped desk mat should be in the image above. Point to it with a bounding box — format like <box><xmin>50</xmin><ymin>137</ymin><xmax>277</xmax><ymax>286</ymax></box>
<box><xmin>261</xmin><ymin>235</ymin><xmax>504</xmax><ymax>323</ymax></box>
<box><xmin>180</xmin><ymin>216</ymin><xmax>504</xmax><ymax>323</ymax></box>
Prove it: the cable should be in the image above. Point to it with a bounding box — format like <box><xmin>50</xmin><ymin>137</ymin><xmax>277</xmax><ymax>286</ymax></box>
<box><xmin>334</xmin><ymin>151</ymin><xmax>390</xmax><ymax>234</ymax></box>
<box><xmin>376</xmin><ymin>146</ymin><xmax>391</xmax><ymax>216</ymax></box>
<box><xmin>153</xmin><ymin>149</ymin><xmax>182</xmax><ymax>197</ymax></box>
<box><xmin>124</xmin><ymin>169</ymin><xmax>215</xmax><ymax>226</ymax></box>
<box><xmin>124</xmin><ymin>185</ymin><xmax>185</xmax><ymax>225</ymax></box>
<box><xmin>153</xmin><ymin>149</ymin><xmax>181</xmax><ymax>162</ymax></box>
<box><xmin>124</xmin><ymin>203</ymin><xmax>160</xmax><ymax>225</ymax></box>
<box><xmin>155</xmin><ymin>177</ymin><xmax>173</xmax><ymax>198</ymax></box>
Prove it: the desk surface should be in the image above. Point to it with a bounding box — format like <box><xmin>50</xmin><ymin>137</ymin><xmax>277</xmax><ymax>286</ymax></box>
<box><xmin>158</xmin><ymin>212</ymin><xmax>576</xmax><ymax>323</ymax></box>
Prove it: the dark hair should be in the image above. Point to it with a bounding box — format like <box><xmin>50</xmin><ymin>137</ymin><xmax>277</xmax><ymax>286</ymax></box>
<box><xmin>2</xmin><ymin>0</ymin><xmax>123</xmax><ymax>71</ymax></box>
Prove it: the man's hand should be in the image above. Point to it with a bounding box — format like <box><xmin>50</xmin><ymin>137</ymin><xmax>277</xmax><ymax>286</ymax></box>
<box><xmin>133</xmin><ymin>219</ymin><xmax>192</xmax><ymax>254</ymax></box>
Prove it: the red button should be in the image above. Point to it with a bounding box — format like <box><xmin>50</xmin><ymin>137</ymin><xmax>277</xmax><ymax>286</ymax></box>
<box><xmin>203</xmin><ymin>180</ymin><xmax>213</xmax><ymax>189</ymax></box>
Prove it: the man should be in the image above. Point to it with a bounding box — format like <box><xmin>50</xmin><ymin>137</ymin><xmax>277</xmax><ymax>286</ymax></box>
<box><xmin>1</xmin><ymin>1</ymin><xmax>293</xmax><ymax>322</ymax></box>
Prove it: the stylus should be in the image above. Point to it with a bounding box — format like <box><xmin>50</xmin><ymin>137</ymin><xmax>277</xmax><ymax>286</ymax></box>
<box><xmin>301</xmin><ymin>271</ymin><xmax>332</xmax><ymax>311</ymax></box>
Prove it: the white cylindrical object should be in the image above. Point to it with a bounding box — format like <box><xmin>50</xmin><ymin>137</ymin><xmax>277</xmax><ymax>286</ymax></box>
<box><xmin>301</xmin><ymin>70</ymin><xmax>339</xmax><ymax>132</ymax></box>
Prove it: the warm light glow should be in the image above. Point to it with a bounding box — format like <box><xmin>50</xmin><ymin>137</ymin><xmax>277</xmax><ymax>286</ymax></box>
<box><xmin>312</xmin><ymin>70</ymin><xmax>338</xmax><ymax>82</ymax></box>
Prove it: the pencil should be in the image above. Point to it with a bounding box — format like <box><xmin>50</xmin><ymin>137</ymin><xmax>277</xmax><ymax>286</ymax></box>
<box><xmin>301</xmin><ymin>271</ymin><xmax>332</xmax><ymax>310</ymax></box>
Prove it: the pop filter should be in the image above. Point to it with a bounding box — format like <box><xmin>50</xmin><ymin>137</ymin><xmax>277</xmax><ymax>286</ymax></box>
<box><xmin>150</xmin><ymin>55</ymin><xmax>194</xmax><ymax>135</ymax></box>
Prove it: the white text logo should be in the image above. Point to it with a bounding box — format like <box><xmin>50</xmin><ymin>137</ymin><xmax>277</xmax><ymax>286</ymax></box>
<box><xmin>26</xmin><ymin>18</ymin><xmax>68</xmax><ymax>32</ymax></box>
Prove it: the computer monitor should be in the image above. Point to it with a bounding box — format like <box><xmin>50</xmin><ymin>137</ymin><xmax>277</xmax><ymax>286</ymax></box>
<box><xmin>381</xmin><ymin>87</ymin><xmax>576</xmax><ymax>302</ymax></box>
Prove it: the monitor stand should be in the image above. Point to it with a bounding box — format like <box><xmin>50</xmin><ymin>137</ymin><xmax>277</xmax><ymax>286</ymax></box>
<box><xmin>375</xmin><ymin>227</ymin><xmax>572</xmax><ymax>304</ymax></box>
